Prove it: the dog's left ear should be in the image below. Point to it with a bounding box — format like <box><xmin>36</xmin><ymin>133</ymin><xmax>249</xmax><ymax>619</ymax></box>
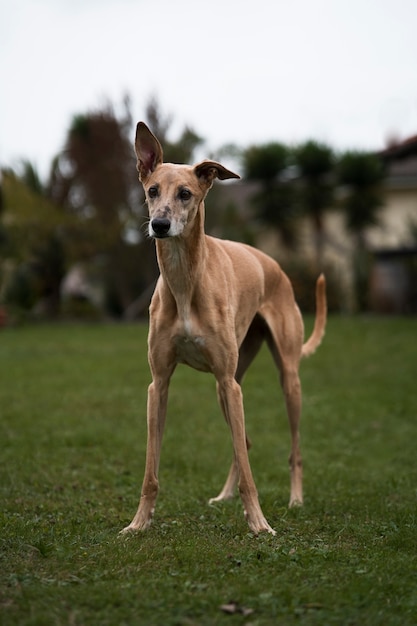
<box><xmin>194</xmin><ymin>161</ymin><xmax>240</xmax><ymax>188</ymax></box>
<box><xmin>135</xmin><ymin>122</ymin><xmax>164</xmax><ymax>182</ymax></box>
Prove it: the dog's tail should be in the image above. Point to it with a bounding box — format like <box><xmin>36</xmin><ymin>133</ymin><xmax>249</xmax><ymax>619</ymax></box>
<box><xmin>302</xmin><ymin>274</ymin><xmax>327</xmax><ymax>358</ymax></box>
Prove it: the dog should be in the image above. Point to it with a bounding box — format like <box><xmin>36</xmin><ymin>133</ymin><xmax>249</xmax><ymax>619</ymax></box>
<box><xmin>122</xmin><ymin>122</ymin><xmax>327</xmax><ymax>535</ymax></box>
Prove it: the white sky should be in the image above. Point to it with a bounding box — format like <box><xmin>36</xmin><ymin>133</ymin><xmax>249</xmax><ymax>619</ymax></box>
<box><xmin>1</xmin><ymin>0</ymin><xmax>417</xmax><ymax>179</ymax></box>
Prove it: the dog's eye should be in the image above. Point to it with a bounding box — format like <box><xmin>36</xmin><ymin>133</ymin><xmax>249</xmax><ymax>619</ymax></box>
<box><xmin>148</xmin><ymin>186</ymin><xmax>158</xmax><ymax>199</ymax></box>
<box><xmin>179</xmin><ymin>188</ymin><xmax>191</xmax><ymax>201</ymax></box>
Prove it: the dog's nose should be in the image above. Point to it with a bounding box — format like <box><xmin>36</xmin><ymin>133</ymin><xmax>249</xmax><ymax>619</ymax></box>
<box><xmin>151</xmin><ymin>218</ymin><xmax>171</xmax><ymax>237</ymax></box>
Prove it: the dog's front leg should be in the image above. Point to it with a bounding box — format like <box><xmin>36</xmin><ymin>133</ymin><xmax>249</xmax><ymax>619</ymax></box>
<box><xmin>217</xmin><ymin>378</ymin><xmax>276</xmax><ymax>535</ymax></box>
<box><xmin>121</xmin><ymin>375</ymin><xmax>170</xmax><ymax>533</ymax></box>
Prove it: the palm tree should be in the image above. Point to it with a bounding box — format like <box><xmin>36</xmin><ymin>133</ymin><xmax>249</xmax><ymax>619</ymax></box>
<box><xmin>294</xmin><ymin>141</ymin><xmax>335</xmax><ymax>269</ymax></box>
<box><xmin>242</xmin><ymin>142</ymin><xmax>297</xmax><ymax>247</ymax></box>
<box><xmin>337</xmin><ymin>151</ymin><xmax>385</xmax><ymax>310</ymax></box>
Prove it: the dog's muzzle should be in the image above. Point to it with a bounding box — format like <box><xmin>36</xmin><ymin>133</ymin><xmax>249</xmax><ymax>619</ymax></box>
<box><xmin>150</xmin><ymin>218</ymin><xmax>171</xmax><ymax>238</ymax></box>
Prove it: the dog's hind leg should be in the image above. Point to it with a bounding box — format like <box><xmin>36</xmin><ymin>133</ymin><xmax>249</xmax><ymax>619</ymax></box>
<box><xmin>215</xmin><ymin>374</ymin><xmax>275</xmax><ymax>534</ymax></box>
<box><xmin>208</xmin><ymin>426</ymin><xmax>251</xmax><ymax>504</ymax></box>
<box><xmin>281</xmin><ymin>363</ymin><xmax>303</xmax><ymax>506</ymax></box>
<box><xmin>264</xmin><ymin>311</ymin><xmax>304</xmax><ymax>507</ymax></box>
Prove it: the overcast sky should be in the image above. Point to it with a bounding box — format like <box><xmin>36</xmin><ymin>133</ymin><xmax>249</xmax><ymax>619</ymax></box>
<box><xmin>1</xmin><ymin>0</ymin><xmax>417</xmax><ymax>179</ymax></box>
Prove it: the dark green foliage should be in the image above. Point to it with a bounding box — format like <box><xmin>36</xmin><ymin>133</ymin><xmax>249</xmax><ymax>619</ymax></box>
<box><xmin>244</xmin><ymin>143</ymin><xmax>289</xmax><ymax>182</ymax></box>
<box><xmin>243</xmin><ymin>143</ymin><xmax>298</xmax><ymax>246</ymax></box>
<box><xmin>338</xmin><ymin>151</ymin><xmax>385</xmax><ymax>187</ymax></box>
<box><xmin>294</xmin><ymin>141</ymin><xmax>335</xmax><ymax>269</ymax></box>
<box><xmin>342</xmin><ymin>188</ymin><xmax>384</xmax><ymax>232</ymax></box>
<box><xmin>251</xmin><ymin>183</ymin><xmax>298</xmax><ymax>245</ymax></box>
<box><xmin>20</xmin><ymin>160</ymin><xmax>45</xmax><ymax>195</ymax></box>
<box><xmin>294</xmin><ymin>141</ymin><xmax>335</xmax><ymax>222</ymax></box>
<box><xmin>337</xmin><ymin>151</ymin><xmax>385</xmax><ymax>232</ymax></box>
<box><xmin>3</xmin><ymin>263</ymin><xmax>36</xmax><ymax>311</ymax></box>
<box><xmin>295</xmin><ymin>140</ymin><xmax>335</xmax><ymax>179</ymax></box>
<box><xmin>337</xmin><ymin>151</ymin><xmax>386</xmax><ymax>310</ymax></box>
<box><xmin>1</xmin><ymin>320</ymin><xmax>416</xmax><ymax>625</ymax></box>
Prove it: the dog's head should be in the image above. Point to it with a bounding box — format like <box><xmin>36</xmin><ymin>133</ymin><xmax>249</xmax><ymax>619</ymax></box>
<box><xmin>134</xmin><ymin>122</ymin><xmax>240</xmax><ymax>238</ymax></box>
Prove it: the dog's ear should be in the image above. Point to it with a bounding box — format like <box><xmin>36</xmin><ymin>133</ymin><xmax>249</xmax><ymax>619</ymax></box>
<box><xmin>194</xmin><ymin>161</ymin><xmax>240</xmax><ymax>188</ymax></box>
<box><xmin>135</xmin><ymin>122</ymin><xmax>163</xmax><ymax>181</ymax></box>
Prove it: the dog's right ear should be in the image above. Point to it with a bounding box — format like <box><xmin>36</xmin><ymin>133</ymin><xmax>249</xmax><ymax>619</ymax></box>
<box><xmin>134</xmin><ymin>122</ymin><xmax>163</xmax><ymax>182</ymax></box>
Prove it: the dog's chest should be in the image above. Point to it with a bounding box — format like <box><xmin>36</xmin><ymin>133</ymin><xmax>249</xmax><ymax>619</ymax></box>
<box><xmin>174</xmin><ymin>333</ymin><xmax>211</xmax><ymax>372</ymax></box>
<box><xmin>173</xmin><ymin>318</ymin><xmax>211</xmax><ymax>372</ymax></box>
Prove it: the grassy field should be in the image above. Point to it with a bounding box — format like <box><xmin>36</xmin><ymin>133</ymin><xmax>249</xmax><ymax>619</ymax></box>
<box><xmin>1</xmin><ymin>317</ymin><xmax>416</xmax><ymax>625</ymax></box>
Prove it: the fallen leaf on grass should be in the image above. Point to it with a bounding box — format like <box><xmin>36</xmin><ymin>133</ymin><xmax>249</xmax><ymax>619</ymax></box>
<box><xmin>220</xmin><ymin>602</ymin><xmax>254</xmax><ymax>616</ymax></box>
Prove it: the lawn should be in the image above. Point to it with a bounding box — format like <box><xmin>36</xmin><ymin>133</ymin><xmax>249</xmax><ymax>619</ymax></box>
<box><xmin>0</xmin><ymin>317</ymin><xmax>416</xmax><ymax>625</ymax></box>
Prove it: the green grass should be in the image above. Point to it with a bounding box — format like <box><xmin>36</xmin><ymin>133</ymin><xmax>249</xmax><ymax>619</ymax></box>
<box><xmin>1</xmin><ymin>317</ymin><xmax>416</xmax><ymax>625</ymax></box>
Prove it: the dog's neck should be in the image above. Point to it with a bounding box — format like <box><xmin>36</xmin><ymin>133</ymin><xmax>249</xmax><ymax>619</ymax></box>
<box><xmin>155</xmin><ymin>203</ymin><xmax>207</xmax><ymax>314</ymax></box>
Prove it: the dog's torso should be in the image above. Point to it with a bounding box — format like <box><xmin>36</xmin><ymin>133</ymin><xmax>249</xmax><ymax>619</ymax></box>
<box><xmin>149</xmin><ymin>236</ymin><xmax>301</xmax><ymax>374</ymax></box>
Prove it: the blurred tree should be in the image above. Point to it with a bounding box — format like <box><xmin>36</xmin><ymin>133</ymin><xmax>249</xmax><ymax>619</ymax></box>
<box><xmin>1</xmin><ymin>167</ymin><xmax>69</xmax><ymax>316</ymax></box>
<box><xmin>50</xmin><ymin>100</ymin><xmax>139</xmax><ymax>251</ymax></box>
<box><xmin>47</xmin><ymin>96</ymin><xmax>205</xmax><ymax>317</ymax></box>
<box><xmin>242</xmin><ymin>143</ymin><xmax>297</xmax><ymax>247</ymax></box>
<box><xmin>337</xmin><ymin>151</ymin><xmax>385</xmax><ymax>232</ymax></box>
<box><xmin>337</xmin><ymin>151</ymin><xmax>386</xmax><ymax>310</ymax></box>
<box><xmin>20</xmin><ymin>160</ymin><xmax>44</xmax><ymax>195</ymax></box>
<box><xmin>294</xmin><ymin>140</ymin><xmax>335</xmax><ymax>269</ymax></box>
<box><xmin>48</xmin><ymin>99</ymin><xmax>151</xmax><ymax>313</ymax></box>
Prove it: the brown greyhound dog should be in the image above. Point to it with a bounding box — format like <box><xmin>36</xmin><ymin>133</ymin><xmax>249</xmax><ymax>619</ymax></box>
<box><xmin>122</xmin><ymin>122</ymin><xmax>327</xmax><ymax>535</ymax></box>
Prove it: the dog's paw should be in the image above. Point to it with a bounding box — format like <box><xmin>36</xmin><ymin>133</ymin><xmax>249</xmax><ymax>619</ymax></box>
<box><xmin>251</xmin><ymin>522</ymin><xmax>276</xmax><ymax>536</ymax></box>
<box><xmin>244</xmin><ymin>509</ymin><xmax>276</xmax><ymax>536</ymax></box>
<box><xmin>119</xmin><ymin>516</ymin><xmax>153</xmax><ymax>535</ymax></box>
<box><xmin>119</xmin><ymin>524</ymin><xmax>137</xmax><ymax>535</ymax></box>
<box><xmin>208</xmin><ymin>493</ymin><xmax>234</xmax><ymax>505</ymax></box>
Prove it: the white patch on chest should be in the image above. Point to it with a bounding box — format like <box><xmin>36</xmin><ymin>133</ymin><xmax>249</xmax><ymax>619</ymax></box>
<box><xmin>183</xmin><ymin>315</ymin><xmax>193</xmax><ymax>337</ymax></box>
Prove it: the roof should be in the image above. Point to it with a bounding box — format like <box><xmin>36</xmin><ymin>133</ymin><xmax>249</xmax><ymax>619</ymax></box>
<box><xmin>378</xmin><ymin>134</ymin><xmax>417</xmax><ymax>160</ymax></box>
<box><xmin>376</xmin><ymin>134</ymin><xmax>417</xmax><ymax>189</ymax></box>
